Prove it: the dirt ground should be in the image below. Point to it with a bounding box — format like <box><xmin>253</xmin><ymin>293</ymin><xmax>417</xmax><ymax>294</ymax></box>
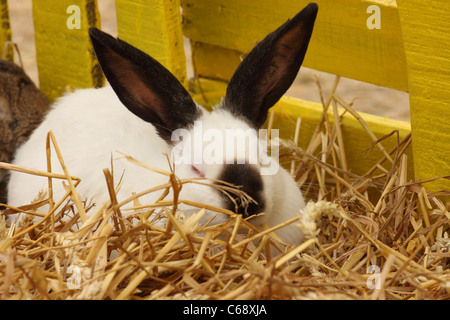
<box><xmin>7</xmin><ymin>0</ymin><xmax>410</xmax><ymax>122</ymax></box>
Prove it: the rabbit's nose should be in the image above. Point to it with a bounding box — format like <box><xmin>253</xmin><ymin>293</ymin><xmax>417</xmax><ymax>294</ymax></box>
<box><xmin>216</xmin><ymin>164</ymin><xmax>265</xmax><ymax>218</ymax></box>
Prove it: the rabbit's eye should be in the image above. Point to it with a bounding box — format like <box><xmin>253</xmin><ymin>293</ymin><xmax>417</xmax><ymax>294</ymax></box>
<box><xmin>191</xmin><ymin>165</ymin><xmax>205</xmax><ymax>178</ymax></box>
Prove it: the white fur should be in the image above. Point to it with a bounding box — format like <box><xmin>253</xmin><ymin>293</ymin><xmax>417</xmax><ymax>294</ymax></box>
<box><xmin>8</xmin><ymin>85</ymin><xmax>305</xmax><ymax>248</ymax></box>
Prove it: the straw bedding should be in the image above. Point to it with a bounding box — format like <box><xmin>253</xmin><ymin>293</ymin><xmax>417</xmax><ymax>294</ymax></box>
<box><xmin>0</xmin><ymin>78</ymin><xmax>449</xmax><ymax>300</ymax></box>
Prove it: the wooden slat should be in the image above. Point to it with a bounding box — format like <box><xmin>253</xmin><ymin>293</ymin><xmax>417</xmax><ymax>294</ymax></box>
<box><xmin>190</xmin><ymin>41</ymin><xmax>241</xmax><ymax>81</ymax></box>
<box><xmin>0</xmin><ymin>0</ymin><xmax>12</xmax><ymax>60</ymax></box>
<box><xmin>115</xmin><ymin>0</ymin><xmax>187</xmax><ymax>87</ymax></box>
<box><xmin>273</xmin><ymin>97</ymin><xmax>412</xmax><ymax>180</ymax></box>
<box><xmin>32</xmin><ymin>0</ymin><xmax>103</xmax><ymax>101</ymax></box>
<box><xmin>397</xmin><ymin>0</ymin><xmax>450</xmax><ymax>191</ymax></box>
<box><xmin>182</xmin><ymin>0</ymin><xmax>408</xmax><ymax>91</ymax></box>
<box><xmin>190</xmin><ymin>78</ymin><xmax>413</xmax><ymax>179</ymax></box>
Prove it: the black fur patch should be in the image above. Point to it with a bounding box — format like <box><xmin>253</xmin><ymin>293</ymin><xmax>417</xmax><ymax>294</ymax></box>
<box><xmin>217</xmin><ymin>164</ymin><xmax>265</xmax><ymax>218</ymax></box>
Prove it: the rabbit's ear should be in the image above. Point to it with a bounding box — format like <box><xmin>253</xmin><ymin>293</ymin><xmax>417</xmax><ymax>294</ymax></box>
<box><xmin>89</xmin><ymin>28</ymin><xmax>200</xmax><ymax>142</ymax></box>
<box><xmin>223</xmin><ymin>3</ymin><xmax>318</xmax><ymax>128</ymax></box>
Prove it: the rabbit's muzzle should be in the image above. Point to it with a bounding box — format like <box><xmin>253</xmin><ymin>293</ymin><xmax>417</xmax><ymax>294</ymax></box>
<box><xmin>216</xmin><ymin>164</ymin><xmax>265</xmax><ymax>218</ymax></box>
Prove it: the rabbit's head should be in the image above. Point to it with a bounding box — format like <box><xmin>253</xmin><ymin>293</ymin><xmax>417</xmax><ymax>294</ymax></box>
<box><xmin>88</xmin><ymin>3</ymin><xmax>318</xmax><ymax>244</ymax></box>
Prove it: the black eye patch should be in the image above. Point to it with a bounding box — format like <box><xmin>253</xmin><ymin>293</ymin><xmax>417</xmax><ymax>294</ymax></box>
<box><xmin>216</xmin><ymin>164</ymin><xmax>265</xmax><ymax>218</ymax></box>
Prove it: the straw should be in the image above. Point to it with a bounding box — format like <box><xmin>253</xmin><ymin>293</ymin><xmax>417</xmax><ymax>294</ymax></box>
<box><xmin>0</xmin><ymin>84</ymin><xmax>449</xmax><ymax>300</ymax></box>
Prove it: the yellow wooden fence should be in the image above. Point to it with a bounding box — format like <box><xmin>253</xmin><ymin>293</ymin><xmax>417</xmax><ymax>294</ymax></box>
<box><xmin>0</xmin><ymin>0</ymin><xmax>449</xmax><ymax>192</ymax></box>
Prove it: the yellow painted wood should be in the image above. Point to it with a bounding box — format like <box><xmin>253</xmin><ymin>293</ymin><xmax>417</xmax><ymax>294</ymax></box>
<box><xmin>188</xmin><ymin>77</ymin><xmax>227</xmax><ymax>107</ymax></box>
<box><xmin>0</xmin><ymin>0</ymin><xmax>12</xmax><ymax>60</ymax></box>
<box><xmin>273</xmin><ymin>97</ymin><xmax>413</xmax><ymax>178</ymax></box>
<box><xmin>190</xmin><ymin>41</ymin><xmax>241</xmax><ymax>81</ymax></box>
<box><xmin>32</xmin><ymin>0</ymin><xmax>103</xmax><ymax>101</ymax></box>
<box><xmin>397</xmin><ymin>0</ymin><xmax>450</xmax><ymax>191</ymax></box>
<box><xmin>190</xmin><ymin>78</ymin><xmax>413</xmax><ymax>179</ymax></box>
<box><xmin>363</xmin><ymin>0</ymin><xmax>396</xmax><ymax>7</ymax></box>
<box><xmin>182</xmin><ymin>0</ymin><xmax>408</xmax><ymax>91</ymax></box>
<box><xmin>115</xmin><ymin>0</ymin><xmax>187</xmax><ymax>87</ymax></box>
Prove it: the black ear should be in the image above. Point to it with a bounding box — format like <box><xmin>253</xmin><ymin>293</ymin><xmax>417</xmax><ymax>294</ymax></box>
<box><xmin>88</xmin><ymin>28</ymin><xmax>201</xmax><ymax>142</ymax></box>
<box><xmin>223</xmin><ymin>3</ymin><xmax>318</xmax><ymax>128</ymax></box>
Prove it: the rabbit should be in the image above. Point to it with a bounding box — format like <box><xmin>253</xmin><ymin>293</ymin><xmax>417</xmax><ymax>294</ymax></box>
<box><xmin>0</xmin><ymin>59</ymin><xmax>50</xmax><ymax>207</ymax></box>
<box><xmin>7</xmin><ymin>3</ymin><xmax>318</xmax><ymax>250</ymax></box>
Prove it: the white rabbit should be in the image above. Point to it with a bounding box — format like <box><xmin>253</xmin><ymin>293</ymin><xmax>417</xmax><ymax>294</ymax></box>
<box><xmin>7</xmin><ymin>4</ymin><xmax>318</xmax><ymax>249</ymax></box>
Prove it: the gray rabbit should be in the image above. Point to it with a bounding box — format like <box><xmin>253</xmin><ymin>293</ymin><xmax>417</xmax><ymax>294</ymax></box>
<box><xmin>0</xmin><ymin>59</ymin><xmax>49</xmax><ymax>206</ymax></box>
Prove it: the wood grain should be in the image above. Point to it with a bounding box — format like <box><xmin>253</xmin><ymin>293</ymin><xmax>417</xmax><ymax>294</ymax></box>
<box><xmin>0</xmin><ymin>0</ymin><xmax>13</xmax><ymax>60</ymax></box>
<box><xmin>32</xmin><ymin>0</ymin><xmax>103</xmax><ymax>101</ymax></box>
<box><xmin>116</xmin><ymin>0</ymin><xmax>187</xmax><ymax>87</ymax></box>
<box><xmin>182</xmin><ymin>0</ymin><xmax>408</xmax><ymax>91</ymax></box>
<box><xmin>398</xmin><ymin>0</ymin><xmax>450</xmax><ymax>191</ymax></box>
